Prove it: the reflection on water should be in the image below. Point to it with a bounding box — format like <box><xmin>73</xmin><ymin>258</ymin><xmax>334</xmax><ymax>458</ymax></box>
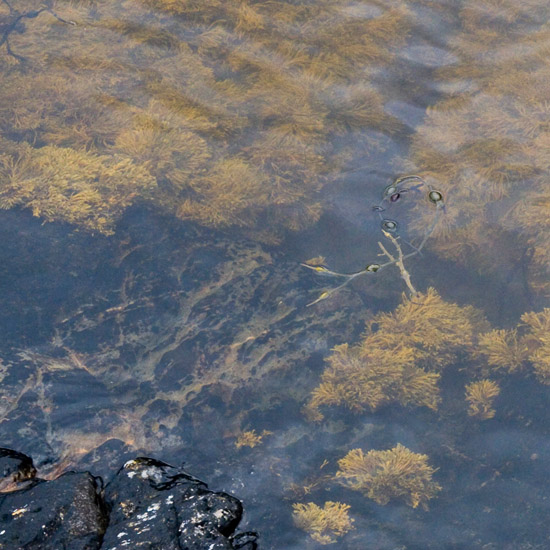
<box><xmin>1</xmin><ymin>0</ymin><xmax>550</xmax><ymax>548</ymax></box>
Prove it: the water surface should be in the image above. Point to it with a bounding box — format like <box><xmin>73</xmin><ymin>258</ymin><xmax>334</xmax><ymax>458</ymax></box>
<box><xmin>1</xmin><ymin>0</ymin><xmax>549</xmax><ymax>548</ymax></box>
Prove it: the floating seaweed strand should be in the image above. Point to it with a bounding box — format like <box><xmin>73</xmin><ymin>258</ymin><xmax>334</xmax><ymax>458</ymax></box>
<box><xmin>302</xmin><ymin>175</ymin><xmax>444</xmax><ymax>306</ymax></box>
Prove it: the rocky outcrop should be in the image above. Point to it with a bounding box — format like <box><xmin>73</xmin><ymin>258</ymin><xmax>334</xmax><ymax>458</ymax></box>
<box><xmin>0</xmin><ymin>450</ymin><xmax>257</xmax><ymax>550</ymax></box>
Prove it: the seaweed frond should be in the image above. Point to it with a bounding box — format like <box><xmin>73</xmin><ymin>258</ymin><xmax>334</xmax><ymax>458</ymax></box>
<box><xmin>403</xmin><ymin>0</ymin><xmax>550</xmax><ymax>291</ymax></box>
<box><xmin>174</xmin><ymin>157</ymin><xmax>268</xmax><ymax>227</ymax></box>
<box><xmin>361</xmin><ymin>288</ymin><xmax>487</xmax><ymax>370</ymax></box>
<box><xmin>304</xmin><ymin>289</ymin><xmax>487</xmax><ymax>421</ymax></box>
<box><xmin>234</xmin><ymin>429</ymin><xmax>272</xmax><ymax>449</ymax></box>
<box><xmin>303</xmin><ymin>342</ymin><xmax>440</xmax><ymax>422</ymax></box>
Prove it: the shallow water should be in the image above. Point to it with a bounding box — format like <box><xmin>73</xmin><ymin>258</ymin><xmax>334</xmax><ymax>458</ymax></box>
<box><xmin>1</xmin><ymin>0</ymin><xmax>550</xmax><ymax>548</ymax></box>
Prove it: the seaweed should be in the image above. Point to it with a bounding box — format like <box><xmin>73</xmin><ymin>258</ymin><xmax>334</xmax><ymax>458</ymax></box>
<box><xmin>303</xmin><ymin>341</ymin><xmax>440</xmax><ymax>422</ymax></box>
<box><xmin>476</xmin><ymin>329</ymin><xmax>528</xmax><ymax>375</ymax></box>
<box><xmin>304</xmin><ymin>289</ymin><xmax>486</xmax><ymax>421</ymax></box>
<box><xmin>335</xmin><ymin>444</ymin><xmax>441</xmax><ymax>509</ymax></box>
<box><xmin>473</xmin><ymin>309</ymin><xmax>550</xmax><ymax>386</ymax></box>
<box><xmin>292</xmin><ymin>501</ymin><xmax>354</xmax><ymax>544</ymax></box>
<box><xmin>520</xmin><ymin>308</ymin><xmax>550</xmax><ymax>384</ymax></box>
<box><xmin>0</xmin><ymin>0</ymin><xmax>413</xmax><ymax>236</ymax></box>
<box><xmin>402</xmin><ymin>0</ymin><xmax>550</xmax><ymax>293</ymax></box>
<box><xmin>0</xmin><ymin>141</ymin><xmax>156</xmax><ymax>234</ymax></box>
<box><xmin>465</xmin><ymin>379</ymin><xmax>500</xmax><ymax>419</ymax></box>
<box><xmin>234</xmin><ymin>429</ymin><xmax>272</xmax><ymax>449</ymax></box>
<box><xmin>0</xmin><ymin>0</ymin><xmax>75</xmax><ymax>61</ymax></box>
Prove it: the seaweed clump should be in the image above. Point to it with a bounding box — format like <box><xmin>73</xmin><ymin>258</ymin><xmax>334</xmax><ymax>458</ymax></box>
<box><xmin>476</xmin><ymin>308</ymin><xmax>550</xmax><ymax>385</ymax></box>
<box><xmin>0</xmin><ymin>141</ymin><xmax>156</xmax><ymax>234</ymax></box>
<box><xmin>465</xmin><ymin>379</ymin><xmax>500</xmax><ymax>419</ymax></box>
<box><xmin>292</xmin><ymin>501</ymin><xmax>354</xmax><ymax>545</ymax></box>
<box><xmin>520</xmin><ymin>309</ymin><xmax>550</xmax><ymax>384</ymax></box>
<box><xmin>476</xmin><ymin>329</ymin><xmax>528</xmax><ymax>375</ymax></box>
<box><xmin>304</xmin><ymin>288</ymin><xmax>486</xmax><ymax>421</ymax></box>
<box><xmin>335</xmin><ymin>444</ymin><xmax>441</xmax><ymax>509</ymax></box>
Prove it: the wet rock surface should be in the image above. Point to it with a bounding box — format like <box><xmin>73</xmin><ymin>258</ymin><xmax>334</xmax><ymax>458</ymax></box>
<box><xmin>0</xmin><ymin>448</ymin><xmax>36</xmax><ymax>491</ymax></box>
<box><xmin>0</xmin><ymin>450</ymin><xmax>257</xmax><ymax>550</ymax></box>
<box><xmin>103</xmin><ymin>457</ymin><xmax>253</xmax><ymax>550</ymax></box>
<box><xmin>0</xmin><ymin>471</ymin><xmax>106</xmax><ymax>550</ymax></box>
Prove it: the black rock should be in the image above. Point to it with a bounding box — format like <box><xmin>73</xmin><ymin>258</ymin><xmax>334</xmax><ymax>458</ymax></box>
<box><xmin>102</xmin><ymin>457</ymin><xmax>255</xmax><ymax>550</ymax></box>
<box><xmin>0</xmin><ymin>448</ymin><xmax>36</xmax><ymax>490</ymax></box>
<box><xmin>0</xmin><ymin>471</ymin><xmax>106</xmax><ymax>550</ymax></box>
<box><xmin>231</xmin><ymin>531</ymin><xmax>259</xmax><ymax>549</ymax></box>
<box><xmin>0</xmin><ymin>453</ymin><xmax>257</xmax><ymax>550</ymax></box>
<box><xmin>76</xmin><ymin>439</ymin><xmax>136</xmax><ymax>484</ymax></box>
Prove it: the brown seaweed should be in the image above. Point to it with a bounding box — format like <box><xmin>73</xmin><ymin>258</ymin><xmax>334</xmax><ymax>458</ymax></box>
<box><xmin>335</xmin><ymin>444</ymin><xmax>441</xmax><ymax>509</ymax></box>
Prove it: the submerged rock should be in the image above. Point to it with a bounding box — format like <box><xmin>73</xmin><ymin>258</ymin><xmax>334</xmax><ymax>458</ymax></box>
<box><xmin>0</xmin><ymin>450</ymin><xmax>257</xmax><ymax>550</ymax></box>
<box><xmin>0</xmin><ymin>448</ymin><xmax>36</xmax><ymax>492</ymax></box>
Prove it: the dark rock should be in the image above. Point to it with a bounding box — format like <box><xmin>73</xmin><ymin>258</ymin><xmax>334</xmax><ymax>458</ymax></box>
<box><xmin>231</xmin><ymin>532</ymin><xmax>258</xmax><ymax>549</ymax></box>
<box><xmin>0</xmin><ymin>471</ymin><xmax>106</xmax><ymax>550</ymax></box>
<box><xmin>0</xmin><ymin>392</ymin><xmax>54</xmax><ymax>466</ymax></box>
<box><xmin>76</xmin><ymin>440</ymin><xmax>136</xmax><ymax>485</ymax></box>
<box><xmin>0</xmin><ymin>448</ymin><xmax>36</xmax><ymax>490</ymax></box>
<box><xmin>0</xmin><ymin>454</ymin><xmax>257</xmax><ymax>549</ymax></box>
<box><xmin>102</xmin><ymin>457</ymin><xmax>256</xmax><ymax>550</ymax></box>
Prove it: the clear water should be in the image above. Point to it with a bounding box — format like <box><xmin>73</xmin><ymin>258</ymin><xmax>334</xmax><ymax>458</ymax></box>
<box><xmin>1</xmin><ymin>0</ymin><xmax>549</xmax><ymax>548</ymax></box>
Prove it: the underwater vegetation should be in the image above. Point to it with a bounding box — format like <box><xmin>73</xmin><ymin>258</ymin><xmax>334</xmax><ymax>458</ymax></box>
<box><xmin>0</xmin><ymin>0</ymin><xmax>75</xmax><ymax>61</ymax></box>
<box><xmin>401</xmin><ymin>0</ymin><xmax>550</xmax><ymax>293</ymax></box>
<box><xmin>292</xmin><ymin>501</ymin><xmax>354</xmax><ymax>545</ymax></box>
<box><xmin>0</xmin><ymin>140</ymin><xmax>156</xmax><ymax>233</ymax></box>
<box><xmin>303</xmin><ymin>340</ymin><xmax>441</xmax><ymax>422</ymax></box>
<box><xmin>304</xmin><ymin>288</ymin><xmax>487</xmax><ymax>421</ymax></box>
<box><xmin>234</xmin><ymin>429</ymin><xmax>272</xmax><ymax>449</ymax></box>
<box><xmin>304</xmin><ymin>281</ymin><xmax>550</xmax><ymax>422</ymax></box>
<box><xmin>476</xmin><ymin>329</ymin><xmax>528</xmax><ymax>375</ymax></box>
<box><xmin>335</xmin><ymin>444</ymin><xmax>440</xmax><ymax>509</ymax></box>
<box><xmin>475</xmin><ymin>308</ymin><xmax>550</xmax><ymax>385</ymax></box>
<box><xmin>0</xmin><ymin>0</ymin><xmax>414</xmax><ymax>239</ymax></box>
<box><xmin>465</xmin><ymin>379</ymin><xmax>500</xmax><ymax>419</ymax></box>
<box><xmin>520</xmin><ymin>308</ymin><xmax>550</xmax><ymax>384</ymax></box>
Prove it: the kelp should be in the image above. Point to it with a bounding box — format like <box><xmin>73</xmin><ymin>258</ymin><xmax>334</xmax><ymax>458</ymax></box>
<box><xmin>292</xmin><ymin>501</ymin><xmax>354</xmax><ymax>545</ymax></box>
<box><xmin>465</xmin><ymin>379</ymin><xmax>500</xmax><ymax>419</ymax></box>
<box><xmin>335</xmin><ymin>444</ymin><xmax>441</xmax><ymax>509</ymax></box>
<box><xmin>304</xmin><ymin>289</ymin><xmax>486</xmax><ymax>421</ymax></box>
